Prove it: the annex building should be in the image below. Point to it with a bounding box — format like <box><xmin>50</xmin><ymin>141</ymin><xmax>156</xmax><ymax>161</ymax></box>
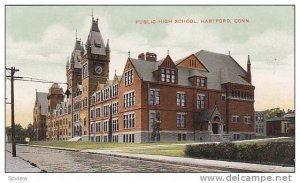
<box><xmin>33</xmin><ymin>16</ymin><xmax>255</xmax><ymax>143</ymax></box>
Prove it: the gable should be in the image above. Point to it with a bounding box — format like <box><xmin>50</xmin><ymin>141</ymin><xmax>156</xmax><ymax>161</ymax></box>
<box><xmin>159</xmin><ymin>55</ymin><xmax>176</xmax><ymax>69</ymax></box>
<box><xmin>177</xmin><ymin>54</ymin><xmax>208</xmax><ymax>71</ymax></box>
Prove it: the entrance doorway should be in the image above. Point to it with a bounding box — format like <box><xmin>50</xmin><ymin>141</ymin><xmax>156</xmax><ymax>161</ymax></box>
<box><xmin>212</xmin><ymin>123</ymin><xmax>218</xmax><ymax>134</ymax></box>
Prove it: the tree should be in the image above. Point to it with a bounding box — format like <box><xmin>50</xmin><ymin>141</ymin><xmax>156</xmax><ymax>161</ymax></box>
<box><xmin>151</xmin><ymin>111</ymin><xmax>161</xmax><ymax>142</ymax></box>
<box><xmin>264</xmin><ymin>108</ymin><xmax>286</xmax><ymax>120</ymax></box>
<box><xmin>26</xmin><ymin>124</ymin><xmax>34</xmax><ymax>141</ymax></box>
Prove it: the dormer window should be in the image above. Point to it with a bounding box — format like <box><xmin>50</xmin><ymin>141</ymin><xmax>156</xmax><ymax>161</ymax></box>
<box><xmin>196</xmin><ymin>77</ymin><xmax>206</xmax><ymax>87</ymax></box>
<box><xmin>94</xmin><ymin>40</ymin><xmax>101</xmax><ymax>48</ymax></box>
<box><xmin>161</xmin><ymin>68</ymin><xmax>176</xmax><ymax>83</ymax></box>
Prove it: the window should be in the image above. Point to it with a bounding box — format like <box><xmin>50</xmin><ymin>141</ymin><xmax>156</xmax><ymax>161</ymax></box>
<box><xmin>123</xmin><ymin>134</ymin><xmax>135</xmax><ymax>143</ymax></box>
<box><xmin>95</xmin><ymin>108</ymin><xmax>101</xmax><ymax>118</ymax></box>
<box><xmin>196</xmin><ymin>78</ymin><xmax>206</xmax><ymax>87</ymax></box>
<box><xmin>90</xmin><ymin>123</ymin><xmax>94</xmax><ymax>134</ymax></box>
<box><xmin>149</xmin><ymin>89</ymin><xmax>160</xmax><ymax>105</ymax></box>
<box><xmin>96</xmin><ymin>122</ymin><xmax>101</xmax><ymax>133</ymax></box>
<box><xmin>104</xmin><ymin>105</ymin><xmax>110</xmax><ymax>117</ymax></box>
<box><xmin>112</xmin><ymin>84</ymin><xmax>119</xmax><ymax>97</ymax></box>
<box><xmin>176</xmin><ymin>113</ymin><xmax>186</xmax><ymax>128</ymax></box>
<box><xmin>83</xmin><ymin>63</ymin><xmax>88</xmax><ymax>78</ymax></box>
<box><xmin>124</xmin><ymin>91</ymin><xmax>135</xmax><ymax>107</ymax></box>
<box><xmin>161</xmin><ymin>68</ymin><xmax>165</xmax><ymax>82</ymax></box>
<box><xmin>125</xmin><ymin>70</ymin><xmax>133</xmax><ymax>86</ymax></box>
<box><xmin>197</xmin><ymin>94</ymin><xmax>205</xmax><ymax>109</ymax></box>
<box><xmin>222</xmin><ymin>94</ymin><xmax>226</xmax><ymax>101</ymax></box>
<box><xmin>104</xmin><ymin>121</ymin><xmax>108</xmax><ymax>132</ymax></box>
<box><xmin>112</xmin><ymin>102</ymin><xmax>118</xmax><ymax>115</ymax></box>
<box><xmin>112</xmin><ymin>135</ymin><xmax>118</xmax><ymax>142</ymax></box>
<box><xmin>177</xmin><ymin>133</ymin><xmax>187</xmax><ymax>141</ymax></box>
<box><xmin>244</xmin><ymin>116</ymin><xmax>252</xmax><ymax>124</ymax></box>
<box><xmin>161</xmin><ymin>68</ymin><xmax>176</xmax><ymax>83</ymax></box>
<box><xmin>90</xmin><ymin>109</ymin><xmax>94</xmax><ymax>119</ymax></box>
<box><xmin>112</xmin><ymin>119</ymin><xmax>119</xmax><ymax>131</ymax></box>
<box><xmin>124</xmin><ymin>113</ymin><xmax>135</xmax><ymax>129</ymax></box>
<box><xmin>232</xmin><ymin>115</ymin><xmax>240</xmax><ymax>123</ymax></box>
<box><xmin>103</xmin><ymin>88</ymin><xmax>110</xmax><ymax>100</ymax></box>
<box><xmin>177</xmin><ymin>92</ymin><xmax>186</xmax><ymax>107</ymax></box>
<box><xmin>96</xmin><ymin>92</ymin><xmax>101</xmax><ymax>103</ymax></box>
<box><xmin>233</xmin><ymin>134</ymin><xmax>240</xmax><ymax>140</ymax></box>
<box><xmin>171</xmin><ymin>70</ymin><xmax>176</xmax><ymax>83</ymax></box>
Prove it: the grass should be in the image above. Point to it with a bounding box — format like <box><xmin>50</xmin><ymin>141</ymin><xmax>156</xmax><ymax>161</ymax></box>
<box><xmin>28</xmin><ymin>141</ymin><xmax>194</xmax><ymax>150</ymax></box>
<box><xmin>124</xmin><ymin>146</ymin><xmax>186</xmax><ymax>157</ymax></box>
<box><xmin>29</xmin><ymin>137</ymin><xmax>294</xmax><ymax>158</ymax></box>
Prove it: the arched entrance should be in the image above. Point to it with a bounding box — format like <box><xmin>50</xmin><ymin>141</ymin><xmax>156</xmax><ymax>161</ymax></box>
<box><xmin>212</xmin><ymin>116</ymin><xmax>220</xmax><ymax>134</ymax></box>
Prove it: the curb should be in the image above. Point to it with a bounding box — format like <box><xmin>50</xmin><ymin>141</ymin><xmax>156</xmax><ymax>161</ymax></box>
<box><xmin>6</xmin><ymin>149</ymin><xmax>45</xmax><ymax>173</ymax></box>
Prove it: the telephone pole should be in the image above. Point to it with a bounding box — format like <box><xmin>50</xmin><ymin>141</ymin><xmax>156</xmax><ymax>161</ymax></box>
<box><xmin>6</xmin><ymin>67</ymin><xmax>21</xmax><ymax>157</ymax></box>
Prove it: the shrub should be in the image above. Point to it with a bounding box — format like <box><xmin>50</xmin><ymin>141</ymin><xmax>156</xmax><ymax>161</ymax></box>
<box><xmin>185</xmin><ymin>142</ymin><xmax>294</xmax><ymax>165</ymax></box>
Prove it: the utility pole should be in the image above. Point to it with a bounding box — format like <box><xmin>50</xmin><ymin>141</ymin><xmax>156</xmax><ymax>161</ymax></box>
<box><xmin>6</xmin><ymin>67</ymin><xmax>21</xmax><ymax>157</ymax></box>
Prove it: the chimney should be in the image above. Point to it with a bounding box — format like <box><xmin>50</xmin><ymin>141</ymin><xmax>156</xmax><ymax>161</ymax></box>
<box><xmin>146</xmin><ymin>52</ymin><xmax>157</xmax><ymax>62</ymax></box>
<box><xmin>138</xmin><ymin>53</ymin><xmax>145</xmax><ymax>60</ymax></box>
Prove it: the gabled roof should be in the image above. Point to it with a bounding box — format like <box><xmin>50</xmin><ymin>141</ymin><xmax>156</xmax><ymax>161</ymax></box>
<box><xmin>85</xmin><ymin>18</ymin><xmax>106</xmax><ymax>55</ymax></box>
<box><xmin>127</xmin><ymin>50</ymin><xmax>251</xmax><ymax>90</ymax></box>
<box><xmin>197</xmin><ymin>106</ymin><xmax>220</xmax><ymax>122</ymax></box>
<box><xmin>35</xmin><ymin>92</ymin><xmax>48</xmax><ymax>115</ymax></box>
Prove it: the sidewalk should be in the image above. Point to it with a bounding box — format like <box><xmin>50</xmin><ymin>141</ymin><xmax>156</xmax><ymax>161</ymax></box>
<box><xmin>82</xmin><ymin>149</ymin><xmax>294</xmax><ymax>173</ymax></box>
<box><xmin>5</xmin><ymin>150</ymin><xmax>41</xmax><ymax>173</ymax></box>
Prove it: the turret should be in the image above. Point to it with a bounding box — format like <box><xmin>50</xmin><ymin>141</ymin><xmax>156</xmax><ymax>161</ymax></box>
<box><xmin>105</xmin><ymin>39</ymin><xmax>110</xmax><ymax>60</ymax></box>
<box><xmin>247</xmin><ymin>55</ymin><xmax>252</xmax><ymax>84</ymax></box>
<box><xmin>66</xmin><ymin>57</ymin><xmax>70</xmax><ymax>71</ymax></box>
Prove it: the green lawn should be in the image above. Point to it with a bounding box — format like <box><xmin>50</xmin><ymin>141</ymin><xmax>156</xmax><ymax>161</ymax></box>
<box><xmin>28</xmin><ymin>141</ymin><xmax>194</xmax><ymax>150</ymax></box>
<box><xmin>29</xmin><ymin>137</ymin><xmax>294</xmax><ymax>158</ymax></box>
<box><xmin>124</xmin><ymin>146</ymin><xmax>186</xmax><ymax>157</ymax></box>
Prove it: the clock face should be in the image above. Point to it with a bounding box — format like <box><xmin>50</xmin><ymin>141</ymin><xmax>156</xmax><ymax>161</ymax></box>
<box><xmin>95</xmin><ymin>65</ymin><xmax>103</xmax><ymax>75</ymax></box>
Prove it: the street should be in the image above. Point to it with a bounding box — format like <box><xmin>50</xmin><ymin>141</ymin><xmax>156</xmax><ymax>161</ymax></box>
<box><xmin>5</xmin><ymin>144</ymin><xmax>231</xmax><ymax>173</ymax></box>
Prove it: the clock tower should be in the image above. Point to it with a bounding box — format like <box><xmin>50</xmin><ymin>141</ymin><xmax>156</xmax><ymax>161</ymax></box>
<box><xmin>80</xmin><ymin>16</ymin><xmax>110</xmax><ymax>140</ymax></box>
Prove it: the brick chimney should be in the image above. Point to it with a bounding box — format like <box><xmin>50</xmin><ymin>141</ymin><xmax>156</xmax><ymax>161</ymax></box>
<box><xmin>146</xmin><ymin>52</ymin><xmax>157</xmax><ymax>62</ymax></box>
<box><xmin>138</xmin><ymin>53</ymin><xmax>145</xmax><ymax>60</ymax></box>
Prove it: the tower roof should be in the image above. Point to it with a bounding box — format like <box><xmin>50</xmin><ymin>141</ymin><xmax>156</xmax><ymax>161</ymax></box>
<box><xmin>70</xmin><ymin>39</ymin><xmax>82</xmax><ymax>68</ymax></box>
<box><xmin>85</xmin><ymin>18</ymin><xmax>106</xmax><ymax>55</ymax></box>
<box><xmin>35</xmin><ymin>92</ymin><xmax>48</xmax><ymax>115</ymax></box>
<box><xmin>247</xmin><ymin>55</ymin><xmax>251</xmax><ymax>64</ymax></box>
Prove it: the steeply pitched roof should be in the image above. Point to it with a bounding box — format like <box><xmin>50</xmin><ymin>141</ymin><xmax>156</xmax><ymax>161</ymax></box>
<box><xmin>197</xmin><ymin>106</ymin><xmax>219</xmax><ymax>122</ymax></box>
<box><xmin>85</xmin><ymin>19</ymin><xmax>106</xmax><ymax>56</ymax></box>
<box><xmin>128</xmin><ymin>50</ymin><xmax>251</xmax><ymax>90</ymax></box>
<box><xmin>70</xmin><ymin>40</ymin><xmax>82</xmax><ymax>69</ymax></box>
<box><xmin>36</xmin><ymin>92</ymin><xmax>48</xmax><ymax>115</ymax></box>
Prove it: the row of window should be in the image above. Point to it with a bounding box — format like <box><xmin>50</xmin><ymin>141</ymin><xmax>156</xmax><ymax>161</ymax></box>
<box><xmin>90</xmin><ymin>120</ymin><xmax>119</xmax><ymax>134</ymax></box>
<box><xmin>231</xmin><ymin>90</ymin><xmax>254</xmax><ymax>100</ymax></box>
<box><xmin>93</xmin><ymin>84</ymin><xmax>119</xmax><ymax>104</ymax></box>
<box><xmin>89</xmin><ymin>103</ymin><xmax>119</xmax><ymax>120</ymax></box>
<box><xmin>149</xmin><ymin>90</ymin><xmax>206</xmax><ymax>109</ymax></box>
<box><xmin>232</xmin><ymin>115</ymin><xmax>252</xmax><ymax>123</ymax></box>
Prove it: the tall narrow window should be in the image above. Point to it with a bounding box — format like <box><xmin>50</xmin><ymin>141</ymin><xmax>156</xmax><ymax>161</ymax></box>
<box><xmin>177</xmin><ymin>92</ymin><xmax>186</xmax><ymax>107</ymax></box>
<box><xmin>149</xmin><ymin>89</ymin><xmax>160</xmax><ymax>105</ymax></box>
<box><xmin>125</xmin><ymin>70</ymin><xmax>133</xmax><ymax>86</ymax></box>
<box><xmin>161</xmin><ymin>68</ymin><xmax>165</xmax><ymax>82</ymax></box>
<box><xmin>197</xmin><ymin>94</ymin><xmax>205</xmax><ymax>109</ymax></box>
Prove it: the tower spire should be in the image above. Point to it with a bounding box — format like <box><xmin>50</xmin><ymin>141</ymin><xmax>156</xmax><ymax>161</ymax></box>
<box><xmin>247</xmin><ymin>55</ymin><xmax>252</xmax><ymax>84</ymax></box>
<box><xmin>91</xmin><ymin>8</ymin><xmax>94</xmax><ymax>20</ymax></box>
<box><xmin>76</xmin><ymin>29</ymin><xmax>78</xmax><ymax>41</ymax></box>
